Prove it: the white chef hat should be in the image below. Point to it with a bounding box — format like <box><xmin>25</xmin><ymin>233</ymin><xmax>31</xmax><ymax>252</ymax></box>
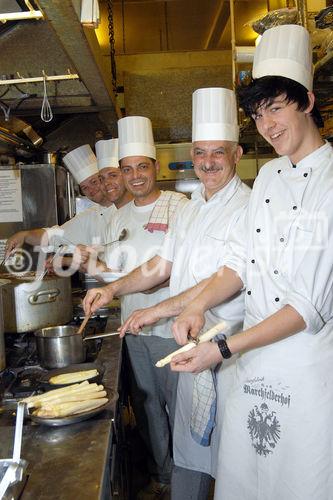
<box><xmin>118</xmin><ymin>116</ymin><xmax>156</xmax><ymax>161</ymax></box>
<box><xmin>95</xmin><ymin>138</ymin><xmax>119</xmax><ymax>170</ymax></box>
<box><xmin>192</xmin><ymin>88</ymin><xmax>239</xmax><ymax>142</ymax></box>
<box><xmin>63</xmin><ymin>144</ymin><xmax>98</xmax><ymax>185</ymax></box>
<box><xmin>253</xmin><ymin>24</ymin><xmax>313</xmax><ymax>91</ymax></box>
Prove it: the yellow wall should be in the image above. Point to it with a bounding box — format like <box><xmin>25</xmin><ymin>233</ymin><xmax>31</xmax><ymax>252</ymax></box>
<box><xmin>307</xmin><ymin>0</ymin><xmax>326</xmax><ymax>10</ymax></box>
<box><xmin>115</xmin><ymin>50</ymin><xmax>232</xmax><ymax>87</ymax></box>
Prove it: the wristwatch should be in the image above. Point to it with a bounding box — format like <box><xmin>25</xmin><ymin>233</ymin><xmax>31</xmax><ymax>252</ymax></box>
<box><xmin>217</xmin><ymin>335</ymin><xmax>232</xmax><ymax>359</ymax></box>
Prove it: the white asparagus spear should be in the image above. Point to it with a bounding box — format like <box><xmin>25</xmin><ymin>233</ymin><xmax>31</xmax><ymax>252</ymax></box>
<box><xmin>34</xmin><ymin>397</ymin><xmax>108</xmax><ymax>418</ymax></box>
<box><xmin>33</xmin><ymin>390</ymin><xmax>107</xmax><ymax>408</ymax></box>
<box><xmin>22</xmin><ymin>381</ymin><xmax>90</xmax><ymax>404</ymax></box>
<box><xmin>28</xmin><ymin>388</ymin><xmax>106</xmax><ymax>409</ymax></box>
<box><xmin>23</xmin><ymin>382</ymin><xmax>103</xmax><ymax>406</ymax></box>
<box><xmin>49</xmin><ymin>369</ymin><xmax>98</xmax><ymax>385</ymax></box>
<box><xmin>156</xmin><ymin>320</ymin><xmax>227</xmax><ymax>367</ymax></box>
<box><xmin>25</xmin><ymin>385</ymin><xmax>104</xmax><ymax>408</ymax></box>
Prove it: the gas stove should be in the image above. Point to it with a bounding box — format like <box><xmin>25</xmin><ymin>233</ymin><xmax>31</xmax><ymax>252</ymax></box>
<box><xmin>0</xmin><ymin>316</ymin><xmax>109</xmax><ymax>406</ymax></box>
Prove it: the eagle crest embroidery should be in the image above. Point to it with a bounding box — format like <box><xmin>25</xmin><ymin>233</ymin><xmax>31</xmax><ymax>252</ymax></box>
<box><xmin>247</xmin><ymin>403</ymin><xmax>281</xmax><ymax>456</ymax></box>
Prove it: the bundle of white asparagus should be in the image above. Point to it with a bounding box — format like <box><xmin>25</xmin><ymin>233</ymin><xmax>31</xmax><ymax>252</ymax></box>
<box><xmin>49</xmin><ymin>369</ymin><xmax>98</xmax><ymax>385</ymax></box>
<box><xmin>22</xmin><ymin>380</ymin><xmax>108</xmax><ymax>418</ymax></box>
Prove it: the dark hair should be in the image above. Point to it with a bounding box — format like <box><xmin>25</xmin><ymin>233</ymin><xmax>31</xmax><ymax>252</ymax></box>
<box><xmin>119</xmin><ymin>157</ymin><xmax>156</xmax><ymax>169</ymax></box>
<box><xmin>237</xmin><ymin>76</ymin><xmax>323</xmax><ymax>128</ymax></box>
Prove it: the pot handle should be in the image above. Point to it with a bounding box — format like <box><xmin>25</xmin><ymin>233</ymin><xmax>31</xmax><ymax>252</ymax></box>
<box><xmin>28</xmin><ymin>288</ymin><xmax>60</xmax><ymax>305</ymax></box>
<box><xmin>83</xmin><ymin>331</ymin><xmax>120</xmax><ymax>341</ymax></box>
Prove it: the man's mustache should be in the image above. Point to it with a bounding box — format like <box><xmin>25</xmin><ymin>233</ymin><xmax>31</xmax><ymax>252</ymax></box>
<box><xmin>198</xmin><ymin>165</ymin><xmax>223</xmax><ymax>173</ymax></box>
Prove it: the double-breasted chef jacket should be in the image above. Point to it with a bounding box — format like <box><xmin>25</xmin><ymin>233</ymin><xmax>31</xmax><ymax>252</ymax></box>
<box><xmin>214</xmin><ymin>141</ymin><xmax>333</xmax><ymax>500</ymax></box>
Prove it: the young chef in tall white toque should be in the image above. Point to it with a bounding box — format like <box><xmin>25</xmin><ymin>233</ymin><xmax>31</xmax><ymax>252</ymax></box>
<box><xmin>168</xmin><ymin>24</ymin><xmax>333</xmax><ymax>500</ymax></box>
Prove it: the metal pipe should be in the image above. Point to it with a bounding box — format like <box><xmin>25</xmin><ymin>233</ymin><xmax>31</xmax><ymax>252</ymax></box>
<box><xmin>229</xmin><ymin>0</ymin><xmax>236</xmax><ymax>89</ymax></box>
<box><xmin>295</xmin><ymin>0</ymin><xmax>309</xmax><ymax>29</ymax></box>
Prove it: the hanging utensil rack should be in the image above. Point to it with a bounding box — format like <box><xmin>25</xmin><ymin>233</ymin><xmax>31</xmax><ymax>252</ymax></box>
<box><xmin>0</xmin><ymin>70</ymin><xmax>79</xmax><ymax>86</ymax></box>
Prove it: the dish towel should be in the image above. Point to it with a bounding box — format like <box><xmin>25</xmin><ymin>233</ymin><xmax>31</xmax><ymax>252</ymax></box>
<box><xmin>190</xmin><ymin>367</ymin><xmax>217</xmax><ymax>447</ymax></box>
<box><xmin>144</xmin><ymin>191</ymin><xmax>182</xmax><ymax>233</ymax></box>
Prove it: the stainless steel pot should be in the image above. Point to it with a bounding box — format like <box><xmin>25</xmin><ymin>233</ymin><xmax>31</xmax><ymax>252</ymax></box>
<box><xmin>1</xmin><ymin>275</ymin><xmax>72</xmax><ymax>333</ymax></box>
<box><xmin>35</xmin><ymin>325</ymin><xmax>85</xmax><ymax>369</ymax></box>
<box><xmin>34</xmin><ymin>325</ymin><xmax>121</xmax><ymax>369</ymax></box>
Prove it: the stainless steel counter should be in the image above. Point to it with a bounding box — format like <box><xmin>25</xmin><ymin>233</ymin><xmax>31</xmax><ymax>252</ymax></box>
<box><xmin>0</xmin><ymin>318</ymin><xmax>122</xmax><ymax>499</ymax></box>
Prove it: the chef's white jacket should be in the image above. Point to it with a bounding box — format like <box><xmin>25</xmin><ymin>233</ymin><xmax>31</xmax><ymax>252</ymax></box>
<box><xmin>215</xmin><ymin>142</ymin><xmax>333</xmax><ymax>500</ymax></box>
<box><xmin>104</xmin><ymin>192</ymin><xmax>188</xmax><ymax>338</ymax></box>
<box><xmin>158</xmin><ymin>175</ymin><xmax>251</xmax><ymax>476</ymax></box>
<box><xmin>45</xmin><ymin>204</ymin><xmax>117</xmax><ymax>248</ymax></box>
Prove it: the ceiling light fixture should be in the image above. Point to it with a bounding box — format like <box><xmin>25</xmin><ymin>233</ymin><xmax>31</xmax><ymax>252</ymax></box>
<box><xmin>236</xmin><ymin>46</ymin><xmax>256</xmax><ymax>63</ymax></box>
<box><xmin>81</xmin><ymin>0</ymin><xmax>100</xmax><ymax>29</ymax></box>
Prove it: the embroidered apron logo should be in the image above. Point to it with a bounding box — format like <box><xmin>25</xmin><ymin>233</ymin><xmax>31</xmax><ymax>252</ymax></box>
<box><xmin>247</xmin><ymin>403</ymin><xmax>281</xmax><ymax>457</ymax></box>
<box><xmin>244</xmin><ymin>383</ymin><xmax>291</xmax><ymax>408</ymax></box>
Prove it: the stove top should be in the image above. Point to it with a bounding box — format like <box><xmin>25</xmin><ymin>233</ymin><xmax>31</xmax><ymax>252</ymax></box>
<box><xmin>2</xmin><ymin>366</ymin><xmax>46</xmax><ymax>402</ymax></box>
<box><xmin>0</xmin><ymin>316</ymin><xmax>109</xmax><ymax>405</ymax></box>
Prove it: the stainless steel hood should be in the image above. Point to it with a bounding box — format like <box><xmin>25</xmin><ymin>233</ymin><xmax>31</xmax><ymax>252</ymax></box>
<box><xmin>0</xmin><ymin>0</ymin><xmax>120</xmax><ymax>152</ymax></box>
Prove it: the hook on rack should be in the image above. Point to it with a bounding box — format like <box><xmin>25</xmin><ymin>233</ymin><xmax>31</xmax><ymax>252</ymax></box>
<box><xmin>0</xmin><ymin>72</ymin><xmax>37</xmax><ymax>115</ymax></box>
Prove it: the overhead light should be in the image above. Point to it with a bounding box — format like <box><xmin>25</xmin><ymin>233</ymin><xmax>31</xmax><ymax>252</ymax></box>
<box><xmin>81</xmin><ymin>0</ymin><xmax>100</xmax><ymax>29</ymax></box>
<box><xmin>236</xmin><ymin>46</ymin><xmax>256</xmax><ymax>63</ymax></box>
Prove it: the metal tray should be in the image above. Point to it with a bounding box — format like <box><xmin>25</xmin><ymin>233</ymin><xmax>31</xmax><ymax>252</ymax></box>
<box><xmin>28</xmin><ymin>395</ymin><xmax>111</xmax><ymax>427</ymax></box>
<box><xmin>38</xmin><ymin>362</ymin><xmax>105</xmax><ymax>388</ymax></box>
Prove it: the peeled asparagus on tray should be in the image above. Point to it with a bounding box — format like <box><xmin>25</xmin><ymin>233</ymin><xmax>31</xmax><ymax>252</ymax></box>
<box><xmin>49</xmin><ymin>369</ymin><xmax>98</xmax><ymax>385</ymax></box>
<box><xmin>22</xmin><ymin>380</ymin><xmax>108</xmax><ymax>418</ymax></box>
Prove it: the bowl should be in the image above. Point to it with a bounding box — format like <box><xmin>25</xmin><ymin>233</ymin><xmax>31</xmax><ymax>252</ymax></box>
<box><xmin>94</xmin><ymin>271</ymin><xmax>127</xmax><ymax>283</ymax></box>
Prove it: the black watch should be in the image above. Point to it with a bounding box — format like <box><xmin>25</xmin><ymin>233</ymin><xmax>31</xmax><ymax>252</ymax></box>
<box><xmin>217</xmin><ymin>335</ymin><xmax>232</xmax><ymax>359</ymax></box>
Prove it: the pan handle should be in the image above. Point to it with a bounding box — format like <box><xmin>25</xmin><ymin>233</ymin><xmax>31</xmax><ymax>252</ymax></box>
<box><xmin>83</xmin><ymin>331</ymin><xmax>121</xmax><ymax>341</ymax></box>
<box><xmin>28</xmin><ymin>288</ymin><xmax>60</xmax><ymax>305</ymax></box>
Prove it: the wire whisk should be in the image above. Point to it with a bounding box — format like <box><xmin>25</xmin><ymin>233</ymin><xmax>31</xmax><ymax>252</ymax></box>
<box><xmin>40</xmin><ymin>73</ymin><xmax>53</xmax><ymax>123</ymax></box>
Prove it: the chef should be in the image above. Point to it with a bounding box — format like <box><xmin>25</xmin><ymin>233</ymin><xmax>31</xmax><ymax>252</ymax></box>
<box><xmin>117</xmin><ymin>87</ymin><xmax>251</xmax><ymax>500</ymax></box>
<box><xmin>69</xmin><ymin>143</ymin><xmax>109</xmax><ymax>208</ymax></box>
<box><xmin>44</xmin><ymin>141</ymin><xmax>130</xmax><ymax>250</ymax></box>
<box><xmin>169</xmin><ymin>25</ymin><xmax>333</xmax><ymax>500</ymax></box>
<box><xmin>83</xmin><ymin>90</ymin><xmax>251</xmax><ymax>499</ymax></box>
<box><xmin>5</xmin><ymin>142</ymin><xmax>129</xmax><ymax>259</ymax></box>
<box><xmin>95</xmin><ymin>137</ymin><xmax>132</xmax><ymax>210</ymax></box>
<box><xmin>84</xmin><ymin>115</ymin><xmax>187</xmax><ymax>498</ymax></box>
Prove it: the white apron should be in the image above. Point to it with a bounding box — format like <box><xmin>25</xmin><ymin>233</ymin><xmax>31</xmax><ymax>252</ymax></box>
<box><xmin>159</xmin><ymin>177</ymin><xmax>251</xmax><ymax>475</ymax></box>
<box><xmin>216</xmin><ymin>143</ymin><xmax>333</xmax><ymax>499</ymax></box>
<box><xmin>215</xmin><ymin>323</ymin><xmax>333</xmax><ymax>500</ymax></box>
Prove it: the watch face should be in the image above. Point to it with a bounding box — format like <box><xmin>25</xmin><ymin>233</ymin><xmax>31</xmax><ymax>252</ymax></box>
<box><xmin>218</xmin><ymin>338</ymin><xmax>232</xmax><ymax>359</ymax></box>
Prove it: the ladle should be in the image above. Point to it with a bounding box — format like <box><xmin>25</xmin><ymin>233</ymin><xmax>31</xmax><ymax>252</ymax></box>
<box><xmin>103</xmin><ymin>228</ymin><xmax>128</xmax><ymax>247</ymax></box>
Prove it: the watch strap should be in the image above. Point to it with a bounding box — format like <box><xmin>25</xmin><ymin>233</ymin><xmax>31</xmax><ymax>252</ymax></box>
<box><xmin>217</xmin><ymin>334</ymin><xmax>232</xmax><ymax>359</ymax></box>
